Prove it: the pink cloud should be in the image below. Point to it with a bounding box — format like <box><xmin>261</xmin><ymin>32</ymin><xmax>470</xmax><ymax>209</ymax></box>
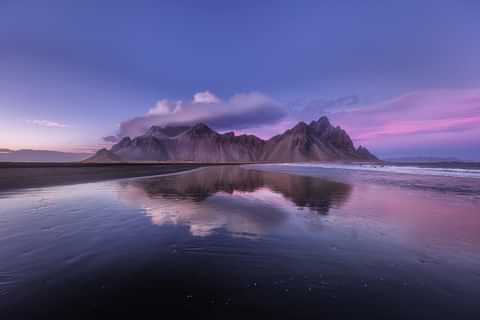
<box><xmin>329</xmin><ymin>89</ymin><xmax>480</xmax><ymax>151</ymax></box>
<box><xmin>355</xmin><ymin>116</ymin><xmax>480</xmax><ymax>140</ymax></box>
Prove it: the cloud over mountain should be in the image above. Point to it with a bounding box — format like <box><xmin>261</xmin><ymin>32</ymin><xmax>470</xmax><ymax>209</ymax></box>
<box><xmin>106</xmin><ymin>91</ymin><xmax>286</xmax><ymax>141</ymax></box>
<box><xmin>101</xmin><ymin>88</ymin><xmax>480</xmax><ymax>159</ymax></box>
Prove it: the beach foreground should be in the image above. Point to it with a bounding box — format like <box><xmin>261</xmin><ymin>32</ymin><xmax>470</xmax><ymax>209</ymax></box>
<box><xmin>0</xmin><ymin>164</ymin><xmax>479</xmax><ymax>319</ymax></box>
<box><xmin>0</xmin><ymin>162</ymin><xmax>242</xmax><ymax>191</ymax></box>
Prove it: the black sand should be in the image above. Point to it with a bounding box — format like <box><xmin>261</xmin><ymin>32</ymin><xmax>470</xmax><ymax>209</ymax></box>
<box><xmin>0</xmin><ymin>162</ymin><xmax>242</xmax><ymax>191</ymax></box>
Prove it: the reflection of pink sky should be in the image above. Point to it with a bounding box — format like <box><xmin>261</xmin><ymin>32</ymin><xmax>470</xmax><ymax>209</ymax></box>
<box><xmin>337</xmin><ymin>183</ymin><xmax>480</xmax><ymax>253</ymax></box>
<box><xmin>117</xmin><ymin>176</ymin><xmax>480</xmax><ymax>257</ymax></box>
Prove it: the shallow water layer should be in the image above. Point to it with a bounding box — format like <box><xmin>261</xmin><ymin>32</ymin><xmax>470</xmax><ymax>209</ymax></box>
<box><xmin>0</xmin><ymin>165</ymin><xmax>479</xmax><ymax>319</ymax></box>
<box><xmin>261</xmin><ymin>162</ymin><xmax>480</xmax><ymax>178</ymax></box>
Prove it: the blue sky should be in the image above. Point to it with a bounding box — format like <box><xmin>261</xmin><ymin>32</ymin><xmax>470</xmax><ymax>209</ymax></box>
<box><xmin>1</xmin><ymin>1</ymin><xmax>480</xmax><ymax>159</ymax></box>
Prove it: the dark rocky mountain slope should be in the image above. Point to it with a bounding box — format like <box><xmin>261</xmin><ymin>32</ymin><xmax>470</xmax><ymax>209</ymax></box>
<box><xmin>87</xmin><ymin>117</ymin><xmax>377</xmax><ymax>162</ymax></box>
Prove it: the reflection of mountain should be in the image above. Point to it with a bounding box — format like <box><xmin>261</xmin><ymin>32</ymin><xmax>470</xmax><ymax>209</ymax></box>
<box><xmin>118</xmin><ymin>166</ymin><xmax>352</xmax><ymax>236</ymax></box>
<box><xmin>264</xmin><ymin>173</ymin><xmax>352</xmax><ymax>214</ymax></box>
<box><xmin>129</xmin><ymin>167</ymin><xmax>263</xmax><ymax>201</ymax></box>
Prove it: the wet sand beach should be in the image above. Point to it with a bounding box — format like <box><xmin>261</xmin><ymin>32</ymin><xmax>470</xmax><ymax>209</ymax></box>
<box><xmin>0</xmin><ymin>162</ymin><xmax>243</xmax><ymax>191</ymax></box>
<box><xmin>0</xmin><ymin>164</ymin><xmax>479</xmax><ymax>319</ymax></box>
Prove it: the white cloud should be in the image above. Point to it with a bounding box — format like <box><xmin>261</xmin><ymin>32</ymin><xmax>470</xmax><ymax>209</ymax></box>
<box><xmin>193</xmin><ymin>90</ymin><xmax>221</xmax><ymax>104</ymax></box>
<box><xmin>112</xmin><ymin>90</ymin><xmax>285</xmax><ymax>139</ymax></box>
<box><xmin>147</xmin><ymin>99</ymin><xmax>182</xmax><ymax>115</ymax></box>
<box><xmin>26</xmin><ymin>120</ymin><xmax>68</xmax><ymax>128</ymax></box>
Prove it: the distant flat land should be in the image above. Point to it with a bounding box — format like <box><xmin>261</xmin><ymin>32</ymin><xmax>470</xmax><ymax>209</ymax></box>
<box><xmin>0</xmin><ymin>162</ymin><xmax>248</xmax><ymax>192</ymax></box>
<box><xmin>385</xmin><ymin>161</ymin><xmax>480</xmax><ymax>170</ymax></box>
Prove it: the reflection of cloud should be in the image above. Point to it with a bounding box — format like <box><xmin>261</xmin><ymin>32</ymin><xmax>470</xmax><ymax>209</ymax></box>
<box><xmin>117</xmin><ymin>167</ymin><xmax>352</xmax><ymax>237</ymax></box>
<box><xmin>118</xmin><ymin>184</ymin><xmax>291</xmax><ymax>237</ymax></box>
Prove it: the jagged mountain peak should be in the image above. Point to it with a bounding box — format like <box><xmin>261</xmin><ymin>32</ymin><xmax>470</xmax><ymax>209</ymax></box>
<box><xmin>192</xmin><ymin>122</ymin><xmax>211</xmax><ymax>130</ymax></box>
<box><xmin>309</xmin><ymin>116</ymin><xmax>333</xmax><ymax>133</ymax></box>
<box><xmin>317</xmin><ymin>116</ymin><xmax>331</xmax><ymax>125</ymax></box>
<box><xmin>145</xmin><ymin>125</ymin><xmax>191</xmax><ymax>138</ymax></box>
<box><xmin>144</xmin><ymin>126</ymin><xmax>168</xmax><ymax>139</ymax></box>
<box><xmin>89</xmin><ymin>116</ymin><xmax>378</xmax><ymax>162</ymax></box>
<box><xmin>83</xmin><ymin>148</ymin><xmax>121</xmax><ymax>163</ymax></box>
<box><xmin>185</xmin><ymin>123</ymin><xmax>217</xmax><ymax>136</ymax></box>
<box><xmin>111</xmin><ymin>137</ymin><xmax>132</xmax><ymax>153</ymax></box>
<box><xmin>290</xmin><ymin>121</ymin><xmax>309</xmax><ymax>133</ymax></box>
<box><xmin>356</xmin><ymin>145</ymin><xmax>378</xmax><ymax>161</ymax></box>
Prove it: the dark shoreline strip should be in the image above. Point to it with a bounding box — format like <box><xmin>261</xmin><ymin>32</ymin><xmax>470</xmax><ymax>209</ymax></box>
<box><xmin>0</xmin><ymin>163</ymin><xmax>246</xmax><ymax>192</ymax></box>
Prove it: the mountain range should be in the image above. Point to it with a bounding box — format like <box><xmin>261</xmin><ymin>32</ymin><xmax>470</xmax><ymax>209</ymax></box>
<box><xmin>86</xmin><ymin>116</ymin><xmax>377</xmax><ymax>163</ymax></box>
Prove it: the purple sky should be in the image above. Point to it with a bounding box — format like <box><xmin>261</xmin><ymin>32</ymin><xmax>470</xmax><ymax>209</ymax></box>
<box><xmin>1</xmin><ymin>1</ymin><xmax>480</xmax><ymax>159</ymax></box>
